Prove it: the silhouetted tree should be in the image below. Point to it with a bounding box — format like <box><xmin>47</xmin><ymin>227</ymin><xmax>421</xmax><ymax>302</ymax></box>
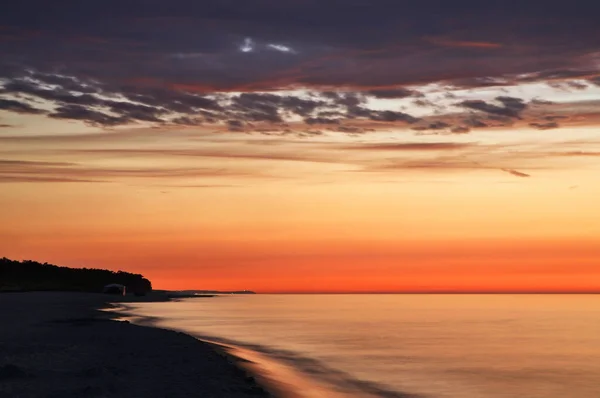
<box><xmin>0</xmin><ymin>258</ymin><xmax>152</xmax><ymax>294</ymax></box>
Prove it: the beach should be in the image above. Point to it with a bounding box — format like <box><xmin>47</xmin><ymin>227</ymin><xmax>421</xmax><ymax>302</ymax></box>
<box><xmin>0</xmin><ymin>292</ymin><xmax>270</xmax><ymax>398</ymax></box>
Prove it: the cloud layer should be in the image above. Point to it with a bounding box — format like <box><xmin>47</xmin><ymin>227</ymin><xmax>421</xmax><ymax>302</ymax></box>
<box><xmin>1</xmin><ymin>0</ymin><xmax>600</xmax><ymax>132</ymax></box>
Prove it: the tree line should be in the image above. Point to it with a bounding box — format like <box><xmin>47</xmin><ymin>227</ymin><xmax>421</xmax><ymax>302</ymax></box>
<box><xmin>0</xmin><ymin>257</ymin><xmax>152</xmax><ymax>294</ymax></box>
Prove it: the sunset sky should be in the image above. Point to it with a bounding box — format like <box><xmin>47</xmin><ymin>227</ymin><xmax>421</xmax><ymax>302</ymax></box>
<box><xmin>1</xmin><ymin>1</ymin><xmax>600</xmax><ymax>292</ymax></box>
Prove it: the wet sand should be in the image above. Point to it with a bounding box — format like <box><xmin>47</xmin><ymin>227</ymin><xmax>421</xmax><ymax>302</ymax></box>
<box><xmin>0</xmin><ymin>292</ymin><xmax>270</xmax><ymax>398</ymax></box>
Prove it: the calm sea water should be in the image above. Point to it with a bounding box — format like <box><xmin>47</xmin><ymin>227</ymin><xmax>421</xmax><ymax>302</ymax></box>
<box><xmin>122</xmin><ymin>295</ymin><xmax>600</xmax><ymax>398</ymax></box>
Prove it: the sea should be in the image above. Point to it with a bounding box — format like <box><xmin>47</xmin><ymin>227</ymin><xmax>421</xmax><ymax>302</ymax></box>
<box><xmin>121</xmin><ymin>294</ymin><xmax>600</xmax><ymax>398</ymax></box>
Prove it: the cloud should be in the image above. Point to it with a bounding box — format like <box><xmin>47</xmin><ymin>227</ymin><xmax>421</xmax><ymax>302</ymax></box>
<box><xmin>63</xmin><ymin>147</ymin><xmax>343</xmax><ymax>165</ymax></box>
<box><xmin>501</xmin><ymin>168</ymin><xmax>531</xmax><ymax>178</ymax></box>
<box><xmin>226</xmin><ymin>120</ymin><xmax>245</xmax><ymax>131</ymax></box>
<box><xmin>103</xmin><ymin>100</ymin><xmax>167</xmax><ymax>123</ymax></box>
<box><xmin>518</xmin><ymin>69</ymin><xmax>599</xmax><ymax>84</ymax></box>
<box><xmin>530</xmin><ymin>98</ymin><xmax>555</xmax><ymax>106</ymax></box>
<box><xmin>266</xmin><ymin>43</ymin><xmax>294</xmax><ymax>53</ymax></box>
<box><xmin>2</xmin><ymin>79</ymin><xmax>105</xmax><ymax>106</ymax></box>
<box><xmin>366</xmin><ymin>88</ymin><xmax>416</xmax><ymax>99</ymax></box>
<box><xmin>0</xmin><ymin>159</ymin><xmax>75</xmax><ymax>166</ymax></box>
<box><xmin>363</xmin><ymin>157</ymin><xmax>539</xmax><ymax>179</ymax></box>
<box><xmin>529</xmin><ymin>122</ymin><xmax>560</xmax><ymax>130</ymax></box>
<box><xmin>449</xmin><ymin>77</ymin><xmax>511</xmax><ymax>89</ymax></box>
<box><xmin>0</xmin><ymin>157</ymin><xmax>263</xmax><ymax>183</ymax></box>
<box><xmin>171</xmin><ymin>116</ymin><xmax>202</xmax><ymax>125</ymax></box>
<box><xmin>368</xmin><ymin>110</ymin><xmax>419</xmax><ymax>124</ymax></box>
<box><xmin>463</xmin><ymin>118</ymin><xmax>489</xmax><ymax>128</ymax></box>
<box><xmin>0</xmin><ymin>175</ymin><xmax>103</xmax><ymax>183</ymax></box>
<box><xmin>339</xmin><ymin>142</ymin><xmax>473</xmax><ymax>151</ymax></box>
<box><xmin>451</xmin><ymin>126</ymin><xmax>470</xmax><ymax>134</ymax></box>
<box><xmin>555</xmin><ymin>151</ymin><xmax>600</xmax><ymax>157</ymax></box>
<box><xmin>0</xmin><ymin>98</ymin><xmax>45</xmax><ymax>114</ymax></box>
<box><xmin>412</xmin><ymin>121</ymin><xmax>452</xmax><ymax>131</ymax></box>
<box><xmin>49</xmin><ymin>105</ymin><xmax>131</xmax><ymax>126</ymax></box>
<box><xmin>305</xmin><ymin>117</ymin><xmax>340</xmax><ymax>125</ymax></box>
<box><xmin>459</xmin><ymin>96</ymin><xmax>527</xmax><ymax>119</ymax></box>
<box><xmin>1</xmin><ymin>0</ymin><xmax>600</xmax><ymax>133</ymax></box>
<box><xmin>426</xmin><ymin>37</ymin><xmax>503</xmax><ymax>49</ymax></box>
<box><xmin>0</xmin><ymin>159</ymin><xmax>105</xmax><ymax>182</ymax></box>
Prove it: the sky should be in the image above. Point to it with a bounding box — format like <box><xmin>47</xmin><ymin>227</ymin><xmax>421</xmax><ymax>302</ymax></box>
<box><xmin>1</xmin><ymin>1</ymin><xmax>600</xmax><ymax>292</ymax></box>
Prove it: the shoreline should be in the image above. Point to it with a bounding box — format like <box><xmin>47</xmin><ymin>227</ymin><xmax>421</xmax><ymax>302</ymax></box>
<box><xmin>0</xmin><ymin>291</ymin><xmax>272</xmax><ymax>398</ymax></box>
<box><xmin>116</xmin><ymin>299</ymin><xmax>397</xmax><ymax>398</ymax></box>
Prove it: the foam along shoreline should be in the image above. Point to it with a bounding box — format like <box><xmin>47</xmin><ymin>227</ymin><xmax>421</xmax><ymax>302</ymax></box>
<box><xmin>0</xmin><ymin>292</ymin><xmax>271</xmax><ymax>398</ymax></box>
<box><xmin>205</xmin><ymin>338</ymin><xmax>365</xmax><ymax>398</ymax></box>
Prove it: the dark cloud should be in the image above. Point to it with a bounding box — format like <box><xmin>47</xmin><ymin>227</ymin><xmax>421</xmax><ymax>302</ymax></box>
<box><xmin>322</xmin><ymin>92</ymin><xmax>366</xmax><ymax>108</ymax></box>
<box><xmin>530</xmin><ymin>98</ymin><xmax>555</xmax><ymax>106</ymax></box>
<box><xmin>366</xmin><ymin>88</ymin><xmax>416</xmax><ymax>99</ymax></box>
<box><xmin>121</xmin><ymin>88</ymin><xmax>223</xmax><ymax>114</ymax></box>
<box><xmin>413</xmin><ymin>99</ymin><xmax>435</xmax><ymax>108</ymax></box>
<box><xmin>450</xmin><ymin>77</ymin><xmax>511</xmax><ymax>89</ymax></box>
<box><xmin>280</xmin><ymin>96</ymin><xmax>325</xmax><ymax>116</ymax></box>
<box><xmin>589</xmin><ymin>77</ymin><xmax>600</xmax><ymax>86</ymax></box>
<box><xmin>334</xmin><ymin>125</ymin><xmax>370</xmax><ymax>134</ymax></box>
<box><xmin>459</xmin><ymin>96</ymin><xmax>527</xmax><ymax>119</ymax></box>
<box><xmin>451</xmin><ymin>126</ymin><xmax>470</xmax><ymax>134</ymax></box>
<box><xmin>517</xmin><ymin>69</ymin><xmax>598</xmax><ymax>83</ymax></box>
<box><xmin>464</xmin><ymin>118</ymin><xmax>489</xmax><ymax>128</ymax></box>
<box><xmin>305</xmin><ymin>117</ymin><xmax>340</xmax><ymax>125</ymax></box>
<box><xmin>1</xmin><ymin>76</ymin><xmax>222</xmax><ymax>124</ymax></box>
<box><xmin>31</xmin><ymin>72</ymin><xmax>102</xmax><ymax>94</ymax></box>
<box><xmin>369</xmin><ymin>110</ymin><xmax>419</xmax><ymax>124</ymax></box>
<box><xmin>2</xmin><ymin>1</ymin><xmax>599</xmax><ymax>92</ymax></box>
<box><xmin>49</xmin><ymin>105</ymin><xmax>130</xmax><ymax>126</ymax></box>
<box><xmin>412</xmin><ymin>121</ymin><xmax>451</xmax><ymax>131</ymax></box>
<box><xmin>346</xmin><ymin>106</ymin><xmax>374</xmax><ymax>119</ymax></box>
<box><xmin>317</xmin><ymin>110</ymin><xmax>346</xmax><ymax>118</ymax></box>
<box><xmin>103</xmin><ymin>100</ymin><xmax>167</xmax><ymax>123</ymax></box>
<box><xmin>1</xmin><ymin>1</ymin><xmax>600</xmax><ymax>131</ymax></box>
<box><xmin>529</xmin><ymin>122</ymin><xmax>560</xmax><ymax>130</ymax></box>
<box><xmin>230</xmin><ymin>93</ymin><xmax>283</xmax><ymax>123</ymax></box>
<box><xmin>501</xmin><ymin>168</ymin><xmax>531</xmax><ymax>178</ymax></box>
<box><xmin>547</xmin><ymin>80</ymin><xmax>589</xmax><ymax>91</ymax></box>
<box><xmin>543</xmin><ymin>115</ymin><xmax>568</xmax><ymax>121</ymax></box>
<box><xmin>2</xmin><ymin>79</ymin><xmax>104</xmax><ymax>106</ymax></box>
<box><xmin>0</xmin><ymin>98</ymin><xmax>45</xmax><ymax>114</ymax></box>
<box><xmin>171</xmin><ymin>116</ymin><xmax>202</xmax><ymax>125</ymax></box>
<box><xmin>226</xmin><ymin>119</ymin><xmax>245</xmax><ymax>131</ymax></box>
<box><xmin>566</xmin><ymin>81</ymin><xmax>589</xmax><ymax>90</ymax></box>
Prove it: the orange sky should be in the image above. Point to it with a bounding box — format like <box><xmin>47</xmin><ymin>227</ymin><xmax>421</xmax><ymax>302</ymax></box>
<box><xmin>2</xmin><ymin>118</ymin><xmax>600</xmax><ymax>292</ymax></box>
<box><xmin>3</xmin><ymin>1</ymin><xmax>600</xmax><ymax>293</ymax></box>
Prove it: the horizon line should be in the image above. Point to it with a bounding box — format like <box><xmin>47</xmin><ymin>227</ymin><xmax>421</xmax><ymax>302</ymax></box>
<box><xmin>173</xmin><ymin>290</ymin><xmax>600</xmax><ymax>295</ymax></box>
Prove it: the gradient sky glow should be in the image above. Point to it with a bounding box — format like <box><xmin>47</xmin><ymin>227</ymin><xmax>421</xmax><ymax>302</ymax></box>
<box><xmin>1</xmin><ymin>1</ymin><xmax>600</xmax><ymax>292</ymax></box>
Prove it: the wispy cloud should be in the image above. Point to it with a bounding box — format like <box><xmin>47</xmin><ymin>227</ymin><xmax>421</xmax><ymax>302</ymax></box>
<box><xmin>0</xmin><ymin>158</ymin><xmax>267</xmax><ymax>184</ymax></box>
<box><xmin>501</xmin><ymin>168</ymin><xmax>531</xmax><ymax>178</ymax></box>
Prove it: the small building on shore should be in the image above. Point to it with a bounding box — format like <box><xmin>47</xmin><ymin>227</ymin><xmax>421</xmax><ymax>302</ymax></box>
<box><xmin>102</xmin><ymin>284</ymin><xmax>126</xmax><ymax>295</ymax></box>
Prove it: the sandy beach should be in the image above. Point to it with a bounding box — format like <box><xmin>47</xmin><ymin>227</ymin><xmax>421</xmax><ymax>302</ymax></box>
<box><xmin>0</xmin><ymin>292</ymin><xmax>270</xmax><ymax>398</ymax></box>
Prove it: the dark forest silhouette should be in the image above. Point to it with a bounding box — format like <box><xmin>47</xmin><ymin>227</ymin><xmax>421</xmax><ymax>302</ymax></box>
<box><xmin>0</xmin><ymin>258</ymin><xmax>152</xmax><ymax>294</ymax></box>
